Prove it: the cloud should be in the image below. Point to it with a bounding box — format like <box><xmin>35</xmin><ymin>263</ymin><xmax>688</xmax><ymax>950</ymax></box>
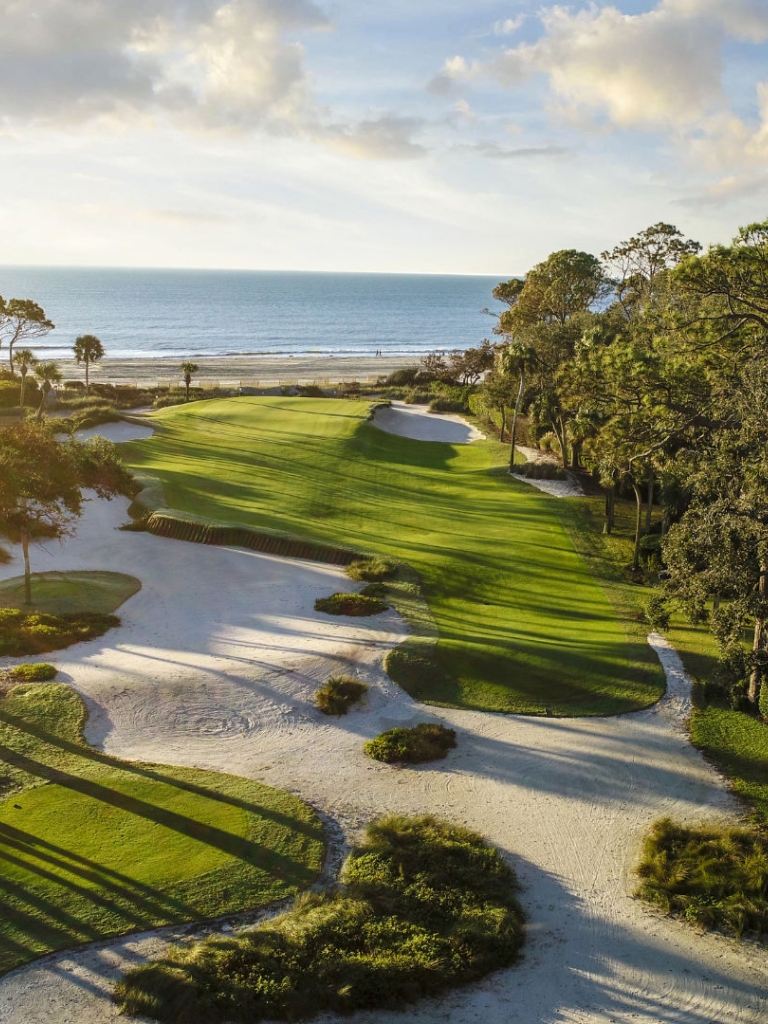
<box><xmin>437</xmin><ymin>0</ymin><xmax>768</xmax><ymax>165</ymax></box>
<box><xmin>676</xmin><ymin>172</ymin><xmax>768</xmax><ymax>208</ymax></box>
<box><xmin>454</xmin><ymin>98</ymin><xmax>477</xmax><ymax>122</ymax></box>
<box><xmin>493</xmin><ymin>16</ymin><xmax>525</xmax><ymax>36</ymax></box>
<box><xmin>456</xmin><ymin>142</ymin><xmax>569</xmax><ymax>159</ymax></box>
<box><xmin>0</xmin><ymin>0</ymin><xmax>329</xmax><ymax>130</ymax></box>
<box><xmin>321</xmin><ymin>116</ymin><xmax>427</xmax><ymax>160</ymax></box>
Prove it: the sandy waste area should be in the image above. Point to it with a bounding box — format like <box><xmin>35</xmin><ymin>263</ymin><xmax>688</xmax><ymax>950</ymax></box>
<box><xmin>0</xmin><ymin>410</ymin><xmax>765</xmax><ymax>1023</ymax></box>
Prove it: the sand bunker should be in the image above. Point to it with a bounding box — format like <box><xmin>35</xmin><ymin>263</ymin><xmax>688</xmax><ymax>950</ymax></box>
<box><xmin>373</xmin><ymin>401</ymin><xmax>484</xmax><ymax>444</ymax></box>
<box><xmin>0</xmin><ymin>499</ymin><xmax>765</xmax><ymax>1024</ymax></box>
<box><xmin>74</xmin><ymin>421</ymin><xmax>155</xmax><ymax>444</ymax></box>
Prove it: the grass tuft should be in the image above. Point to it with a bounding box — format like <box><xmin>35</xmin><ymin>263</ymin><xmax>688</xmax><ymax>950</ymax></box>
<box><xmin>315</xmin><ymin>676</ymin><xmax>368</xmax><ymax>716</ymax></box>
<box><xmin>314</xmin><ymin>592</ymin><xmax>387</xmax><ymax>616</ymax></box>
<box><xmin>364</xmin><ymin>723</ymin><xmax>457</xmax><ymax>764</ymax></box>
<box><xmin>0</xmin><ymin>608</ymin><xmax>120</xmax><ymax>657</ymax></box>
<box><xmin>3</xmin><ymin>663</ymin><xmax>57</xmax><ymax>683</ymax></box>
<box><xmin>635</xmin><ymin>817</ymin><xmax>768</xmax><ymax>939</ymax></box>
<box><xmin>346</xmin><ymin>557</ymin><xmax>396</xmax><ymax>582</ymax></box>
<box><xmin>114</xmin><ymin>814</ymin><xmax>524</xmax><ymax>1023</ymax></box>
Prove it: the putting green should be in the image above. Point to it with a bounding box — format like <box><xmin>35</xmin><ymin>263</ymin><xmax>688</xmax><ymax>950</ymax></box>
<box><xmin>124</xmin><ymin>398</ymin><xmax>664</xmax><ymax>716</ymax></box>
<box><xmin>0</xmin><ymin>570</ymin><xmax>141</xmax><ymax>614</ymax></box>
<box><xmin>0</xmin><ymin>684</ymin><xmax>324</xmax><ymax>974</ymax></box>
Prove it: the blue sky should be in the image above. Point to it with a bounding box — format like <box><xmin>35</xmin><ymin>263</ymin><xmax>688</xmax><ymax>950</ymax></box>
<box><xmin>0</xmin><ymin>0</ymin><xmax>767</xmax><ymax>274</ymax></box>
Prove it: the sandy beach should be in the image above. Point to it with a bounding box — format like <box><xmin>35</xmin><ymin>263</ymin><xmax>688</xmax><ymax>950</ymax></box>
<box><xmin>55</xmin><ymin>354</ymin><xmax>418</xmax><ymax>388</ymax></box>
<box><xmin>0</xmin><ymin>410</ymin><xmax>765</xmax><ymax>1024</ymax></box>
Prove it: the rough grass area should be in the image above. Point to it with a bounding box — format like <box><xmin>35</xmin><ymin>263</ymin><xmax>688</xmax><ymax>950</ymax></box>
<box><xmin>0</xmin><ymin>570</ymin><xmax>141</xmax><ymax>615</ymax></box>
<box><xmin>2</xmin><ymin>663</ymin><xmax>57</xmax><ymax>683</ymax></box>
<box><xmin>364</xmin><ymin>723</ymin><xmax>457</xmax><ymax>764</ymax></box>
<box><xmin>0</xmin><ymin>609</ymin><xmax>120</xmax><ymax>657</ymax></box>
<box><xmin>690</xmin><ymin>708</ymin><xmax>768</xmax><ymax>825</ymax></box>
<box><xmin>314</xmin><ymin>592</ymin><xmax>388</xmax><ymax>616</ymax></box>
<box><xmin>314</xmin><ymin>676</ymin><xmax>368</xmax><ymax>716</ymax></box>
<box><xmin>114</xmin><ymin>815</ymin><xmax>525</xmax><ymax>1023</ymax></box>
<box><xmin>635</xmin><ymin>818</ymin><xmax>768</xmax><ymax>939</ymax></box>
<box><xmin>0</xmin><ymin>684</ymin><xmax>324</xmax><ymax>974</ymax></box>
<box><xmin>346</xmin><ymin>556</ymin><xmax>396</xmax><ymax>582</ymax></box>
<box><xmin>123</xmin><ymin>399</ymin><xmax>664</xmax><ymax>716</ymax></box>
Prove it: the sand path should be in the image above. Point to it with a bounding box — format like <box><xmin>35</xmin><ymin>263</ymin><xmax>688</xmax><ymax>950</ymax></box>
<box><xmin>0</xmin><ymin>416</ymin><xmax>765</xmax><ymax>1023</ymax></box>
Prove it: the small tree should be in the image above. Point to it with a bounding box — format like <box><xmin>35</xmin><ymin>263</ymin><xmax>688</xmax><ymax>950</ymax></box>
<box><xmin>73</xmin><ymin>334</ymin><xmax>105</xmax><ymax>394</ymax></box>
<box><xmin>34</xmin><ymin>361</ymin><xmax>62</xmax><ymax>420</ymax></box>
<box><xmin>181</xmin><ymin>360</ymin><xmax>199</xmax><ymax>402</ymax></box>
<box><xmin>0</xmin><ymin>298</ymin><xmax>55</xmax><ymax>375</ymax></box>
<box><xmin>0</xmin><ymin>422</ymin><xmax>133</xmax><ymax>604</ymax></box>
<box><xmin>12</xmin><ymin>348</ymin><xmax>37</xmax><ymax>411</ymax></box>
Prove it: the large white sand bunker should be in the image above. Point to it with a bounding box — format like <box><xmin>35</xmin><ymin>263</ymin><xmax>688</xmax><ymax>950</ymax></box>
<box><xmin>74</xmin><ymin>421</ymin><xmax>155</xmax><ymax>444</ymax></box>
<box><xmin>373</xmin><ymin>401</ymin><xmax>484</xmax><ymax>443</ymax></box>
<box><xmin>0</xmin><ymin>498</ymin><xmax>766</xmax><ymax>1023</ymax></box>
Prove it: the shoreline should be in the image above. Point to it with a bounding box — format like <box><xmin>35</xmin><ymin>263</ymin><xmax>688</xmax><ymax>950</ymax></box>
<box><xmin>55</xmin><ymin>354</ymin><xmax>421</xmax><ymax>388</ymax></box>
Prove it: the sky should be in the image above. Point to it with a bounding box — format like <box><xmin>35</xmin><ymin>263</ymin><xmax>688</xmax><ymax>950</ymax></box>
<box><xmin>0</xmin><ymin>0</ymin><xmax>767</xmax><ymax>275</ymax></box>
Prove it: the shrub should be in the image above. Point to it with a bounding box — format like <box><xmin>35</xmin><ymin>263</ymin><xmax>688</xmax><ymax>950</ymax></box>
<box><xmin>635</xmin><ymin>817</ymin><xmax>768</xmax><ymax>939</ymax></box>
<box><xmin>4</xmin><ymin>663</ymin><xmax>57</xmax><ymax>682</ymax></box>
<box><xmin>315</xmin><ymin>676</ymin><xmax>368</xmax><ymax>715</ymax></box>
<box><xmin>315</xmin><ymin>593</ymin><xmax>387</xmax><ymax>616</ymax></box>
<box><xmin>297</xmin><ymin>385</ymin><xmax>326</xmax><ymax>398</ymax></box>
<box><xmin>538</xmin><ymin>431</ymin><xmax>561</xmax><ymax>455</ymax></box>
<box><xmin>428</xmin><ymin>396</ymin><xmax>467</xmax><ymax>413</ymax></box>
<box><xmin>403</xmin><ymin>387</ymin><xmax>431</xmax><ymax>405</ymax></box>
<box><xmin>0</xmin><ymin>609</ymin><xmax>120</xmax><ymax>657</ymax></box>
<box><xmin>381</xmin><ymin>366</ymin><xmax>422</xmax><ymax>387</ymax></box>
<box><xmin>114</xmin><ymin>814</ymin><xmax>524</xmax><ymax>1023</ymax></box>
<box><xmin>511</xmin><ymin>462</ymin><xmax>567</xmax><ymax>481</ymax></box>
<box><xmin>644</xmin><ymin>594</ymin><xmax>671</xmax><ymax>632</ymax></box>
<box><xmin>364</xmin><ymin>722</ymin><xmax>457</xmax><ymax>764</ymax></box>
<box><xmin>346</xmin><ymin>557</ymin><xmax>396</xmax><ymax>582</ymax></box>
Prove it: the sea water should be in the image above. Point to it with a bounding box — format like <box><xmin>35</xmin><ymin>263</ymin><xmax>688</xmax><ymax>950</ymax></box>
<box><xmin>0</xmin><ymin>267</ymin><xmax>508</xmax><ymax>361</ymax></box>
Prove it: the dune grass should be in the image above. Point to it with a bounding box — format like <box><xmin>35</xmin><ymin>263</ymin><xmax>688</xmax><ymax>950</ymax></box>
<box><xmin>365</xmin><ymin>723</ymin><xmax>457</xmax><ymax>764</ymax></box>
<box><xmin>0</xmin><ymin>570</ymin><xmax>141</xmax><ymax>615</ymax></box>
<box><xmin>114</xmin><ymin>815</ymin><xmax>524</xmax><ymax>1023</ymax></box>
<box><xmin>314</xmin><ymin>677</ymin><xmax>368</xmax><ymax>716</ymax></box>
<box><xmin>122</xmin><ymin>398</ymin><xmax>664</xmax><ymax>716</ymax></box>
<box><xmin>0</xmin><ymin>684</ymin><xmax>324</xmax><ymax>975</ymax></box>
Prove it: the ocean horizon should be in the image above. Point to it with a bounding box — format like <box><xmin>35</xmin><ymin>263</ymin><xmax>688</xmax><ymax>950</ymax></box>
<box><xmin>0</xmin><ymin>266</ymin><xmax>509</xmax><ymax>362</ymax></box>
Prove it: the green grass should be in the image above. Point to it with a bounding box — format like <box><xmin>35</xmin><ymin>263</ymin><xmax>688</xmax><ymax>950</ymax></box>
<box><xmin>0</xmin><ymin>571</ymin><xmax>141</xmax><ymax>615</ymax></box>
<box><xmin>123</xmin><ymin>398</ymin><xmax>664</xmax><ymax>716</ymax></box>
<box><xmin>635</xmin><ymin>818</ymin><xmax>768</xmax><ymax>939</ymax></box>
<box><xmin>114</xmin><ymin>815</ymin><xmax>525</xmax><ymax>1023</ymax></box>
<box><xmin>0</xmin><ymin>684</ymin><xmax>324</xmax><ymax>974</ymax></box>
<box><xmin>690</xmin><ymin>708</ymin><xmax>768</xmax><ymax>824</ymax></box>
<box><xmin>364</xmin><ymin>723</ymin><xmax>457</xmax><ymax>764</ymax></box>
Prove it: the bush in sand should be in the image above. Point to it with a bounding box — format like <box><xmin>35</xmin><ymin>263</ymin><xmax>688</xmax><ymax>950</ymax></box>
<box><xmin>114</xmin><ymin>815</ymin><xmax>525</xmax><ymax>1024</ymax></box>
<box><xmin>314</xmin><ymin>592</ymin><xmax>387</xmax><ymax>616</ymax></box>
<box><xmin>346</xmin><ymin>556</ymin><xmax>396</xmax><ymax>582</ymax></box>
<box><xmin>0</xmin><ymin>608</ymin><xmax>120</xmax><ymax>657</ymax></box>
<box><xmin>2</xmin><ymin>662</ymin><xmax>57</xmax><ymax>682</ymax></box>
<box><xmin>314</xmin><ymin>676</ymin><xmax>368</xmax><ymax>716</ymax></box>
<box><xmin>635</xmin><ymin>817</ymin><xmax>768</xmax><ymax>939</ymax></box>
<box><xmin>365</xmin><ymin>722</ymin><xmax>457</xmax><ymax>764</ymax></box>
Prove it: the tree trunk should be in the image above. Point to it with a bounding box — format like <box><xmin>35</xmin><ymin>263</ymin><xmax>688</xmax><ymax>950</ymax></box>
<box><xmin>553</xmin><ymin>417</ymin><xmax>568</xmax><ymax>468</ymax></box>
<box><xmin>646</xmin><ymin>473</ymin><xmax>654</xmax><ymax>533</ymax></box>
<box><xmin>747</xmin><ymin>562</ymin><xmax>767</xmax><ymax>708</ymax></box>
<box><xmin>570</xmin><ymin>440</ymin><xmax>581</xmax><ymax>471</ymax></box>
<box><xmin>185</xmin><ymin>379</ymin><xmax>190</xmax><ymax>402</ymax></box>
<box><xmin>19</xmin><ymin>372</ymin><xmax>26</xmax><ymax>410</ymax></box>
<box><xmin>631</xmin><ymin>480</ymin><xmax>643</xmax><ymax>570</ymax></box>
<box><xmin>499</xmin><ymin>407</ymin><xmax>506</xmax><ymax>443</ymax></box>
<box><xmin>85</xmin><ymin>360</ymin><xmax>90</xmax><ymax>395</ymax></box>
<box><xmin>36</xmin><ymin>386</ymin><xmax>49</xmax><ymax>421</ymax></box>
<box><xmin>603</xmin><ymin>486</ymin><xmax>614</xmax><ymax>535</ymax></box>
<box><xmin>21</xmin><ymin>531</ymin><xmax>32</xmax><ymax>605</ymax></box>
<box><xmin>508</xmin><ymin>368</ymin><xmax>526</xmax><ymax>471</ymax></box>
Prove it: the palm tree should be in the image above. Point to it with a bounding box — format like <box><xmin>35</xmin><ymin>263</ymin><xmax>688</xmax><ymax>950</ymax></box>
<box><xmin>73</xmin><ymin>334</ymin><xmax>105</xmax><ymax>394</ymax></box>
<box><xmin>34</xmin><ymin>361</ymin><xmax>62</xmax><ymax>420</ymax></box>
<box><xmin>12</xmin><ymin>348</ymin><xmax>37</xmax><ymax>412</ymax></box>
<box><xmin>181</xmin><ymin>360</ymin><xmax>199</xmax><ymax>403</ymax></box>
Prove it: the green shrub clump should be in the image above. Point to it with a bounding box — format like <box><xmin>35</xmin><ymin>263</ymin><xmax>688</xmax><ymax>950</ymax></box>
<box><xmin>346</xmin><ymin>556</ymin><xmax>396</xmax><ymax>582</ymax></box>
<box><xmin>314</xmin><ymin>592</ymin><xmax>387</xmax><ymax>616</ymax></box>
<box><xmin>510</xmin><ymin>462</ymin><xmax>567</xmax><ymax>481</ymax></box>
<box><xmin>365</xmin><ymin>722</ymin><xmax>457</xmax><ymax>764</ymax></box>
<box><xmin>114</xmin><ymin>814</ymin><xmax>525</xmax><ymax>1023</ymax></box>
<box><xmin>4</xmin><ymin>663</ymin><xmax>57</xmax><ymax>682</ymax></box>
<box><xmin>315</xmin><ymin>676</ymin><xmax>368</xmax><ymax>716</ymax></box>
<box><xmin>635</xmin><ymin>817</ymin><xmax>768</xmax><ymax>938</ymax></box>
<box><xmin>0</xmin><ymin>609</ymin><xmax>120</xmax><ymax>656</ymax></box>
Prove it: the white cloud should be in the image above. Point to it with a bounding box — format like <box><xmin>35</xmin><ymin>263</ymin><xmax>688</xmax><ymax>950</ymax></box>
<box><xmin>493</xmin><ymin>16</ymin><xmax>525</xmax><ymax>36</ymax></box>
<box><xmin>0</xmin><ymin>0</ymin><xmax>329</xmax><ymax>129</ymax></box>
<box><xmin>439</xmin><ymin>0</ymin><xmax>768</xmax><ymax>166</ymax></box>
<box><xmin>454</xmin><ymin>98</ymin><xmax>477</xmax><ymax>122</ymax></box>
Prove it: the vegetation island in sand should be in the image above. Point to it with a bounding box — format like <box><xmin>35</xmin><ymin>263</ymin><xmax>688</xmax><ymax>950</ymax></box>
<box><xmin>0</xmin><ymin>218</ymin><xmax>766</xmax><ymax>1023</ymax></box>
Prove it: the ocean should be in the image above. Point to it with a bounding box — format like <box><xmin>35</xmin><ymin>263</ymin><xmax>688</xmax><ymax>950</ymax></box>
<box><xmin>0</xmin><ymin>267</ymin><xmax>508</xmax><ymax>362</ymax></box>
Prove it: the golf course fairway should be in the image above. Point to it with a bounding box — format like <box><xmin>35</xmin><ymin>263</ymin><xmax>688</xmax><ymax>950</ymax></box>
<box><xmin>124</xmin><ymin>397</ymin><xmax>664</xmax><ymax>716</ymax></box>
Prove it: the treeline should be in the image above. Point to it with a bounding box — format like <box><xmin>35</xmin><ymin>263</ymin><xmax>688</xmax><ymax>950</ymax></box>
<box><xmin>473</xmin><ymin>219</ymin><xmax>767</xmax><ymax>715</ymax></box>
